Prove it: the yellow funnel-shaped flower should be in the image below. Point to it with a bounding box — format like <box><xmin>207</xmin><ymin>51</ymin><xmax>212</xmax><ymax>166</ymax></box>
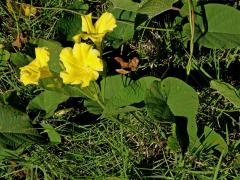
<box><xmin>20</xmin><ymin>47</ymin><xmax>52</xmax><ymax>85</ymax></box>
<box><xmin>60</xmin><ymin>43</ymin><xmax>103</xmax><ymax>87</ymax></box>
<box><xmin>73</xmin><ymin>12</ymin><xmax>117</xmax><ymax>49</ymax></box>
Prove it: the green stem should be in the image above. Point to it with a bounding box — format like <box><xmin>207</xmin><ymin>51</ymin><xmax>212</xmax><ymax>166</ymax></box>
<box><xmin>186</xmin><ymin>0</ymin><xmax>195</xmax><ymax>75</ymax></box>
<box><xmin>138</xmin><ymin>26</ymin><xmax>174</xmax><ymax>32</ymax></box>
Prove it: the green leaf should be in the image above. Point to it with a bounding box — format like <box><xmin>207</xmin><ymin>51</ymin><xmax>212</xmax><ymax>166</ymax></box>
<box><xmin>210</xmin><ymin>80</ymin><xmax>240</xmax><ymax>108</ymax></box>
<box><xmin>0</xmin><ymin>49</ymin><xmax>10</xmax><ymax>62</ymax></box>
<box><xmin>202</xmin><ymin>126</ymin><xmax>228</xmax><ymax>155</ymax></box>
<box><xmin>10</xmin><ymin>52</ymin><xmax>32</xmax><ymax>67</ymax></box>
<box><xmin>100</xmin><ymin>75</ymin><xmax>131</xmax><ymax>101</ymax></box>
<box><xmin>27</xmin><ymin>90</ymin><xmax>69</xmax><ymax>117</ymax></box>
<box><xmin>39</xmin><ymin>78</ymin><xmax>96</xmax><ymax>98</ymax></box>
<box><xmin>145</xmin><ymin>81</ymin><xmax>174</xmax><ymax>122</ymax></box>
<box><xmin>0</xmin><ymin>146</ymin><xmax>26</xmax><ymax>160</ymax></box>
<box><xmin>0</xmin><ymin>91</ymin><xmax>12</xmax><ymax>105</ymax></box>
<box><xmin>107</xmin><ymin>8</ymin><xmax>136</xmax><ymax>48</ymax></box>
<box><xmin>0</xmin><ymin>104</ymin><xmax>41</xmax><ymax>149</ymax></box>
<box><xmin>56</xmin><ymin>1</ymin><xmax>89</xmax><ymax>41</ymax></box>
<box><xmin>33</xmin><ymin>39</ymin><xmax>63</xmax><ymax>73</ymax></box>
<box><xmin>167</xmin><ymin>135</ymin><xmax>180</xmax><ymax>152</ymax></box>
<box><xmin>145</xmin><ymin>77</ymin><xmax>200</xmax><ymax>149</ymax></box>
<box><xmin>179</xmin><ymin>0</ymin><xmax>198</xmax><ymax>17</ymax></box>
<box><xmin>84</xmin><ymin>99</ymin><xmax>103</xmax><ymax>115</ymax></box>
<box><xmin>41</xmin><ymin>123</ymin><xmax>61</xmax><ymax>144</ymax></box>
<box><xmin>110</xmin><ymin>0</ymin><xmax>141</xmax><ymax>12</ymax></box>
<box><xmin>102</xmin><ymin>76</ymin><xmax>159</xmax><ymax>117</ymax></box>
<box><xmin>195</xmin><ymin>4</ymin><xmax>240</xmax><ymax>48</ymax></box>
<box><xmin>137</xmin><ymin>0</ymin><xmax>176</xmax><ymax>18</ymax></box>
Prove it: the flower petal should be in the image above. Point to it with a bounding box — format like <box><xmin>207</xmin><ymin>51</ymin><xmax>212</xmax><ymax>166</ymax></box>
<box><xmin>20</xmin><ymin>60</ymin><xmax>40</xmax><ymax>85</ymax></box>
<box><xmin>95</xmin><ymin>12</ymin><xmax>117</xmax><ymax>34</ymax></box>
<box><xmin>35</xmin><ymin>47</ymin><xmax>50</xmax><ymax>67</ymax></box>
<box><xmin>60</xmin><ymin>47</ymin><xmax>79</xmax><ymax>71</ymax></box>
<box><xmin>85</xmin><ymin>48</ymin><xmax>103</xmax><ymax>71</ymax></box>
<box><xmin>82</xmin><ymin>13</ymin><xmax>96</xmax><ymax>34</ymax></box>
<box><xmin>72</xmin><ymin>34</ymin><xmax>82</xmax><ymax>43</ymax></box>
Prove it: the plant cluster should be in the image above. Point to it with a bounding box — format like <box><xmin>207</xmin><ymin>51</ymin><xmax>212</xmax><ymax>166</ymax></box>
<box><xmin>0</xmin><ymin>0</ymin><xmax>239</xmax><ymax>179</ymax></box>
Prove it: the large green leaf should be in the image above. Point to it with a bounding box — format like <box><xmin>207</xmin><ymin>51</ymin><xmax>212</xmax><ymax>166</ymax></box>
<box><xmin>107</xmin><ymin>8</ymin><xmax>136</xmax><ymax>48</ymax></box>
<box><xmin>145</xmin><ymin>81</ymin><xmax>174</xmax><ymax>122</ymax></box>
<box><xmin>195</xmin><ymin>4</ymin><xmax>240</xmax><ymax>48</ymax></box>
<box><xmin>110</xmin><ymin>0</ymin><xmax>141</xmax><ymax>12</ymax></box>
<box><xmin>27</xmin><ymin>90</ymin><xmax>69</xmax><ymax>117</ymax></box>
<box><xmin>86</xmin><ymin>75</ymin><xmax>130</xmax><ymax>115</ymax></box>
<box><xmin>145</xmin><ymin>77</ymin><xmax>200</xmax><ymax>149</ymax></box>
<box><xmin>0</xmin><ymin>104</ymin><xmax>41</xmax><ymax>149</ymax></box>
<box><xmin>102</xmin><ymin>76</ymin><xmax>159</xmax><ymax>117</ymax></box>
<box><xmin>137</xmin><ymin>0</ymin><xmax>176</xmax><ymax>18</ymax></box>
<box><xmin>56</xmin><ymin>1</ymin><xmax>89</xmax><ymax>41</ymax></box>
<box><xmin>210</xmin><ymin>80</ymin><xmax>240</xmax><ymax>108</ymax></box>
<box><xmin>202</xmin><ymin>126</ymin><xmax>228</xmax><ymax>155</ymax></box>
<box><xmin>100</xmin><ymin>75</ymin><xmax>131</xmax><ymax>101</ymax></box>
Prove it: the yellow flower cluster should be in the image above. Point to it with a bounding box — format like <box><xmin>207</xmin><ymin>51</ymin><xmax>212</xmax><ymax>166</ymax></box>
<box><xmin>20</xmin><ymin>12</ymin><xmax>117</xmax><ymax>87</ymax></box>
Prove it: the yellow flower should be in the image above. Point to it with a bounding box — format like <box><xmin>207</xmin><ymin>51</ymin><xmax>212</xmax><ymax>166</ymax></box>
<box><xmin>6</xmin><ymin>0</ymin><xmax>37</xmax><ymax>17</ymax></box>
<box><xmin>20</xmin><ymin>47</ymin><xmax>52</xmax><ymax>85</ymax></box>
<box><xmin>6</xmin><ymin>0</ymin><xmax>14</xmax><ymax>14</ymax></box>
<box><xmin>73</xmin><ymin>12</ymin><xmax>117</xmax><ymax>49</ymax></box>
<box><xmin>21</xmin><ymin>3</ymin><xmax>37</xmax><ymax>16</ymax></box>
<box><xmin>60</xmin><ymin>43</ymin><xmax>103</xmax><ymax>87</ymax></box>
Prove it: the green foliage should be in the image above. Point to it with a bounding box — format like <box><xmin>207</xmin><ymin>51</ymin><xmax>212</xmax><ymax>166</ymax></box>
<box><xmin>0</xmin><ymin>145</ymin><xmax>28</xmax><ymax>161</ymax></box>
<box><xmin>108</xmin><ymin>0</ymin><xmax>176</xmax><ymax>48</ymax></box>
<box><xmin>10</xmin><ymin>52</ymin><xmax>32</xmax><ymax>67</ymax></box>
<box><xmin>41</xmin><ymin>123</ymin><xmax>61</xmax><ymax>144</ymax></box>
<box><xmin>210</xmin><ymin>80</ymin><xmax>240</xmax><ymax>108</ymax></box>
<box><xmin>107</xmin><ymin>8</ymin><xmax>136</xmax><ymax>48</ymax></box>
<box><xmin>56</xmin><ymin>1</ymin><xmax>89</xmax><ymax>41</ymax></box>
<box><xmin>145</xmin><ymin>77</ymin><xmax>200</xmax><ymax>150</ymax></box>
<box><xmin>110</xmin><ymin>0</ymin><xmax>140</xmax><ymax>12</ymax></box>
<box><xmin>145</xmin><ymin>80</ymin><xmax>174</xmax><ymax>122</ymax></box>
<box><xmin>84</xmin><ymin>99</ymin><xmax>103</xmax><ymax>115</ymax></box>
<box><xmin>0</xmin><ymin>49</ymin><xmax>10</xmax><ymax>61</ymax></box>
<box><xmin>1</xmin><ymin>0</ymin><xmax>240</xmax><ymax>178</ymax></box>
<box><xmin>201</xmin><ymin>126</ymin><xmax>228</xmax><ymax>156</ymax></box>
<box><xmin>0</xmin><ymin>104</ymin><xmax>41</xmax><ymax>149</ymax></box>
<box><xmin>100</xmin><ymin>75</ymin><xmax>130</xmax><ymax>101</ymax></box>
<box><xmin>184</xmin><ymin>4</ymin><xmax>240</xmax><ymax>48</ymax></box>
<box><xmin>102</xmin><ymin>75</ymin><xmax>159</xmax><ymax>117</ymax></box>
<box><xmin>138</xmin><ymin>0</ymin><xmax>176</xmax><ymax>18</ymax></box>
<box><xmin>27</xmin><ymin>90</ymin><xmax>69</xmax><ymax>117</ymax></box>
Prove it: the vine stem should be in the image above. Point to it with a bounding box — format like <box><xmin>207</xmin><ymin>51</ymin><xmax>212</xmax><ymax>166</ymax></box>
<box><xmin>186</xmin><ymin>0</ymin><xmax>195</xmax><ymax>75</ymax></box>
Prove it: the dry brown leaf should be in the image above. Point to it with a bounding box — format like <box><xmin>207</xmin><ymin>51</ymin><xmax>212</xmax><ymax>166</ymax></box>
<box><xmin>129</xmin><ymin>57</ymin><xmax>139</xmax><ymax>71</ymax></box>
<box><xmin>12</xmin><ymin>32</ymin><xmax>27</xmax><ymax>48</ymax></box>
<box><xmin>115</xmin><ymin>68</ymin><xmax>131</xmax><ymax>75</ymax></box>
<box><xmin>114</xmin><ymin>56</ymin><xmax>139</xmax><ymax>74</ymax></box>
<box><xmin>114</xmin><ymin>57</ymin><xmax>129</xmax><ymax>69</ymax></box>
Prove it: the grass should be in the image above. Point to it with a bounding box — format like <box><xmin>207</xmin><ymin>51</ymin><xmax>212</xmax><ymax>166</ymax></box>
<box><xmin>0</xmin><ymin>0</ymin><xmax>240</xmax><ymax>179</ymax></box>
